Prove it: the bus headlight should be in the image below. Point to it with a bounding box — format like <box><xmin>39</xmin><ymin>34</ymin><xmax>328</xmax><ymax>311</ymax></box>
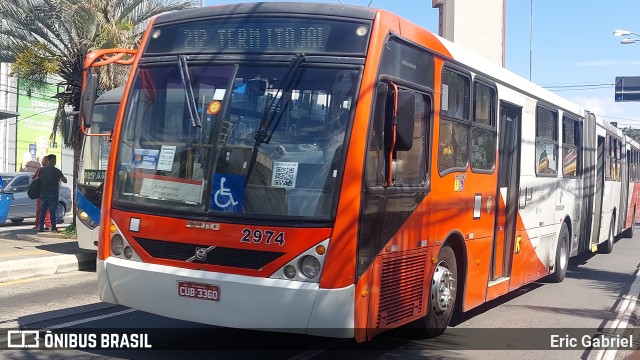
<box><xmin>283</xmin><ymin>265</ymin><xmax>296</xmax><ymax>279</ymax></box>
<box><xmin>107</xmin><ymin>222</ymin><xmax>143</xmax><ymax>262</ymax></box>
<box><xmin>77</xmin><ymin>209</ymin><xmax>98</xmax><ymax>229</ymax></box>
<box><xmin>270</xmin><ymin>238</ymin><xmax>329</xmax><ymax>283</ymax></box>
<box><xmin>299</xmin><ymin>256</ymin><xmax>321</xmax><ymax>279</ymax></box>
<box><xmin>111</xmin><ymin>234</ymin><xmax>124</xmax><ymax>256</ymax></box>
<box><xmin>124</xmin><ymin>246</ymin><xmax>134</xmax><ymax>259</ymax></box>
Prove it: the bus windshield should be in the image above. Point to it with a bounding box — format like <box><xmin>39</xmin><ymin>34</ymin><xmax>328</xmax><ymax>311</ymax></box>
<box><xmin>114</xmin><ymin>60</ymin><xmax>358</xmax><ymax>220</ymax></box>
<box><xmin>79</xmin><ymin>102</ymin><xmax>118</xmax><ymax>184</ymax></box>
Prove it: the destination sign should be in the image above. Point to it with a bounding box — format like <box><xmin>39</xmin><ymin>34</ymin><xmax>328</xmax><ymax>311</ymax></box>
<box><xmin>145</xmin><ymin>18</ymin><xmax>370</xmax><ymax>55</ymax></box>
<box><xmin>84</xmin><ymin>169</ymin><xmax>106</xmax><ymax>183</ymax></box>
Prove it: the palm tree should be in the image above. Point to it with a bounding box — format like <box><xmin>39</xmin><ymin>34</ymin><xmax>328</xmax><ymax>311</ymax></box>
<box><xmin>0</xmin><ymin>0</ymin><xmax>195</xmax><ymax>225</ymax></box>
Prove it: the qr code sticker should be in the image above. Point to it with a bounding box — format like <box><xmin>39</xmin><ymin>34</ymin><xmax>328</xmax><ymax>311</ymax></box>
<box><xmin>272</xmin><ymin>162</ymin><xmax>298</xmax><ymax>188</ymax></box>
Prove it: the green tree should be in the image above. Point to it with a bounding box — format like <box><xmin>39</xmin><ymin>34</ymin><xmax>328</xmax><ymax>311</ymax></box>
<box><xmin>0</xmin><ymin>0</ymin><xmax>194</xmax><ymax>224</ymax></box>
<box><xmin>622</xmin><ymin>126</ymin><xmax>640</xmax><ymax>144</ymax></box>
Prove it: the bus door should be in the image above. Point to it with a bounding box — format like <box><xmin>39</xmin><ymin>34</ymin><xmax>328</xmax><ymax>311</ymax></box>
<box><xmin>591</xmin><ymin>135</ymin><xmax>605</xmax><ymax>247</ymax></box>
<box><xmin>491</xmin><ymin>102</ymin><xmax>522</xmax><ymax>282</ymax></box>
<box><xmin>578</xmin><ymin>112</ymin><xmax>596</xmax><ymax>253</ymax></box>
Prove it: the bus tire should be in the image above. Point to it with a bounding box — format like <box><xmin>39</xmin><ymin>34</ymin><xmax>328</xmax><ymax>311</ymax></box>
<box><xmin>548</xmin><ymin>222</ymin><xmax>569</xmax><ymax>283</ymax></box>
<box><xmin>421</xmin><ymin>245</ymin><xmax>457</xmax><ymax>338</ymax></box>
<box><xmin>598</xmin><ymin>216</ymin><xmax>615</xmax><ymax>254</ymax></box>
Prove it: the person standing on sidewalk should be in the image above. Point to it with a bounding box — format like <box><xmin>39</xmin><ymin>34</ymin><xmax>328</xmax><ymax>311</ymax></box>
<box><xmin>33</xmin><ymin>156</ymin><xmax>52</xmax><ymax>230</ymax></box>
<box><xmin>38</xmin><ymin>154</ymin><xmax>67</xmax><ymax>232</ymax></box>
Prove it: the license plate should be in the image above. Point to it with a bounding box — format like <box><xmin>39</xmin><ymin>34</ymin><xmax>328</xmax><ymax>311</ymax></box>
<box><xmin>177</xmin><ymin>281</ymin><xmax>220</xmax><ymax>301</ymax></box>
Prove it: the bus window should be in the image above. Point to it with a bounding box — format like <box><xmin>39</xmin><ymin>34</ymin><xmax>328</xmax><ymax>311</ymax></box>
<box><xmin>562</xmin><ymin>116</ymin><xmax>581</xmax><ymax>178</ymax></box>
<box><xmin>438</xmin><ymin>120</ymin><xmax>468</xmax><ymax>173</ymax></box>
<box><xmin>366</xmin><ymin>84</ymin><xmax>429</xmax><ymax>188</ymax></box>
<box><xmin>439</xmin><ymin>68</ymin><xmax>470</xmax><ymax>174</ymax></box>
<box><xmin>115</xmin><ymin>61</ymin><xmax>359</xmax><ymax>219</ymax></box>
<box><xmin>470</xmin><ymin>81</ymin><xmax>496</xmax><ymax>172</ymax></box>
<box><xmin>535</xmin><ymin>106</ymin><xmax>558</xmax><ymax>176</ymax></box>
<box><xmin>394</xmin><ymin>90</ymin><xmax>428</xmax><ymax>186</ymax></box>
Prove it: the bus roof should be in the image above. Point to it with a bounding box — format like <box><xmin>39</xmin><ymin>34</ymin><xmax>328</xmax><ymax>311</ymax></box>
<box><xmin>153</xmin><ymin>2</ymin><xmax>377</xmax><ymax>25</ymax></box>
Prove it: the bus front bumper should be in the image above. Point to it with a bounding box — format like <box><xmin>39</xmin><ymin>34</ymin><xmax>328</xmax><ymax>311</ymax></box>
<box><xmin>97</xmin><ymin>257</ymin><xmax>355</xmax><ymax>338</ymax></box>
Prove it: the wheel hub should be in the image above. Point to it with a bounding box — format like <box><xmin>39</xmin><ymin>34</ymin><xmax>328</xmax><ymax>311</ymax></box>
<box><xmin>431</xmin><ymin>264</ymin><xmax>455</xmax><ymax>314</ymax></box>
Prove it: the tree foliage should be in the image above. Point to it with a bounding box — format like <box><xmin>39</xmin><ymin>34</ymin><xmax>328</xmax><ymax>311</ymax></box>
<box><xmin>0</xmin><ymin>0</ymin><xmax>194</xmax><ymax>145</ymax></box>
<box><xmin>0</xmin><ymin>0</ymin><xmax>194</xmax><ymax>224</ymax></box>
<box><xmin>622</xmin><ymin>127</ymin><xmax>640</xmax><ymax>144</ymax></box>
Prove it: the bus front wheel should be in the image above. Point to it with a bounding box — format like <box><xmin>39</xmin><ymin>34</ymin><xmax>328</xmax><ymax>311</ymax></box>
<box><xmin>421</xmin><ymin>245</ymin><xmax>457</xmax><ymax>338</ymax></box>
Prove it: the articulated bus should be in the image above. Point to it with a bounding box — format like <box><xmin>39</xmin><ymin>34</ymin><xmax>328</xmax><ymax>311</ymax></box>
<box><xmin>82</xmin><ymin>3</ymin><xmax>637</xmax><ymax>341</ymax></box>
<box><xmin>76</xmin><ymin>87</ymin><xmax>124</xmax><ymax>250</ymax></box>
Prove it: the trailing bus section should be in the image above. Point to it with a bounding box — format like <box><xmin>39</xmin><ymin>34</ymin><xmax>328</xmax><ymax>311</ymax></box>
<box><xmin>76</xmin><ymin>86</ymin><xmax>123</xmax><ymax>250</ymax></box>
<box><xmin>76</xmin><ymin>49</ymin><xmax>135</xmax><ymax>251</ymax></box>
<box><xmin>78</xmin><ymin>2</ymin><xmax>640</xmax><ymax>342</ymax></box>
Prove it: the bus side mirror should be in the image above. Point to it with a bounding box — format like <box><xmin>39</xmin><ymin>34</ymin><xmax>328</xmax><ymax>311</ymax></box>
<box><xmin>81</xmin><ymin>72</ymin><xmax>98</xmax><ymax>132</ymax></box>
<box><xmin>370</xmin><ymin>82</ymin><xmax>389</xmax><ymax>151</ymax></box>
<box><xmin>63</xmin><ymin>112</ymin><xmax>76</xmax><ymax>144</ymax></box>
<box><xmin>394</xmin><ymin>90</ymin><xmax>415</xmax><ymax>151</ymax></box>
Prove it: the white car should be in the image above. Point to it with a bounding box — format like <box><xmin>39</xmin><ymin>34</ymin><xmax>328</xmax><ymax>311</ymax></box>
<box><xmin>0</xmin><ymin>172</ymin><xmax>72</xmax><ymax>224</ymax></box>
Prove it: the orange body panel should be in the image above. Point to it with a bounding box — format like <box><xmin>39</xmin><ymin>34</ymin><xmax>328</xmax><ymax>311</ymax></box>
<box><xmin>110</xmin><ymin>209</ymin><xmax>332</xmax><ymax>277</ymax></box>
<box><xmin>625</xmin><ymin>182</ymin><xmax>640</xmax><ymax>229</ymax></box>
<box><xmin>316</xmin><ymin>11</ymin><xmax>400</xmax><ymax>291</ymax></box>
<box><xmin>354</xmin><ymin>269</ymin><xmax>372</xmax><ymax>343</ymax></box>
<box><xmin>461</xmin><ymin>237</ymin><xmax>492</xmax><ymax>309</ymax></box>
<box><xmin>99</xmin><ymin>19</ymin><xmax>156</xmax><ymax>261</ymax></box>
<box><xmin>486</xmin><ymin>279</ymin><xmax>509</xmax><ymax>302</ymax></box>
<box><xmin>508</xmin><ymin>230</ymin><xmax>527</xmax><ymax>291</ymax></box>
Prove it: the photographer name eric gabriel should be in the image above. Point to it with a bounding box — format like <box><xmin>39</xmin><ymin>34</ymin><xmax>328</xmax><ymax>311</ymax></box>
<box><xmin>551</xmin><ymin>334</ymin><xmax>635</xmax><ymax>349</ymax></box>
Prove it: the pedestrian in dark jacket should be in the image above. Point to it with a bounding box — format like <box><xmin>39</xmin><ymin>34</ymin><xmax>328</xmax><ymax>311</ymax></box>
<box><xmin>33</xmin><ymin>156</ymin><xmax>51</xmax><ymax>230</ymax></box>
<box><xmin>38</xmin><ymin>154</ymin><xmax>67</xmax><ymax>232</ymax></box>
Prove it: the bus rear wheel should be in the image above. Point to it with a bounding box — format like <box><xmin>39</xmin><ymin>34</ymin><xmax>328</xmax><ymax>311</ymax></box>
<box><xmin>547</xmin><ymin>222</ymin><xmax>569</xmax><ymax>283</ymax></box>
<box><xmin>420</xmin><ymin>245</ymin><xmax>457</xmax><ymax>338</ymax></box>
<box><xmin>598</xmin><ymin>216</ymin><xmax>615</xmax><ymax>254</ymax></box>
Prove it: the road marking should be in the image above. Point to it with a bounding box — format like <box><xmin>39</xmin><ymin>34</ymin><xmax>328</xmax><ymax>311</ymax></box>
<box><xmin>48</xmin><ymin>308</ymin><xmax>138</xmax><ymax>329</ymax></box>
<box><xmin>0</xmin><ymin>249</ymin><xmax>48</xmax><ymax>258</ymax></box>
<box><xmin>595</xmin><ymin>268</ymin><xmax>640</xmax><ymax>360</ymax></box>
<box><xmin>0</xmin><ymin>277</ymin><xmax>42</xmax><ymax>286</ymax></box>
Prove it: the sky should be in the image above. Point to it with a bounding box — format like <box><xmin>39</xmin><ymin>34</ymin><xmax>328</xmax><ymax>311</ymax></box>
<box><xmin>203</xmin><ymin>0</ymin><xmax>640</xmax><ymax>128</ymax></box>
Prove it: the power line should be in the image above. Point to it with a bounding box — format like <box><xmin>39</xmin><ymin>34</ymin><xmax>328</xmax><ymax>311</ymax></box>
<box><xmin>548</xmin><ymin>86</ymin><xmax>613</xmax><ymax>92</ymax></box>
<box><xmin>543</xmin><ymin>83</ymin><xmax>614</xmax><ymax>91</ymax></box>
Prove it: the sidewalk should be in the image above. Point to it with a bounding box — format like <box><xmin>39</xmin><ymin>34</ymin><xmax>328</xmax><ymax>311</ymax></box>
<box><xmin>0</xmin><ymin>224</ymin><xmax>95</xmax><ymax>283</ymax></box>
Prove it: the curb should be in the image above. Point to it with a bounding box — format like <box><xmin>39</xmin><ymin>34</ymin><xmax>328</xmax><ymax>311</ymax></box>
<box><xmin>0</xmin><ymin>252</ymin><xmax>96</xmax><ymax>283</ymax></box>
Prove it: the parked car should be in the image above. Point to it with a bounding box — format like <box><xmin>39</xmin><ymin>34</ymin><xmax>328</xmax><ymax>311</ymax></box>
<box><xmin>0</xmin><ymin>172</ymin><xmax>72</xmax><ymax>224</ymax></box>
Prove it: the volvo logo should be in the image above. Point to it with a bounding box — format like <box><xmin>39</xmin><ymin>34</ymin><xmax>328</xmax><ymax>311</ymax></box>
<box><xmin>187</xmin><ymin>246</ymin><xmax>216</xmax><ymax>262</ymax></box>
<box><xmin>195</xmin><ymin>248</ymin><xmax>207</xmax><ymax>260</ymax></box>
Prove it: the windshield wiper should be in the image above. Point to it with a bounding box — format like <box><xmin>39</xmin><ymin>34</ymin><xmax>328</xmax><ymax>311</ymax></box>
<box><xmin>245</xmin><ymin>53</ymin><xmax>306</xmax><ymax>184</ymax></box>
<box><xmin>178</xmin><ymin>55</ymin><xmax>202</xmax><ymax>128</ymax></box>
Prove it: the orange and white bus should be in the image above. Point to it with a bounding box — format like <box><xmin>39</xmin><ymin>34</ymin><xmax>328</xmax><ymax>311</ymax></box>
<box><xmin>82</xmin><ymin>3</ymin><xmax>635</xmax><ymax>341</ymax></box>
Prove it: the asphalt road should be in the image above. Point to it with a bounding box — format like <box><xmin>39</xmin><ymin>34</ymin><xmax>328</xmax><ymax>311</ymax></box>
<box><xmin>1</xmin><ymin>224</ymin><xmax>639</xmax><ymax>359</ymax></box>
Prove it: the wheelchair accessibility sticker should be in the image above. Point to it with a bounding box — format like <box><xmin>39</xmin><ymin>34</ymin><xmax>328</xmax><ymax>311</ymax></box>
<box><xmin>210</xmin><ymin>174</ymin><xmax>245</xmax><ymax>212</ymax></box>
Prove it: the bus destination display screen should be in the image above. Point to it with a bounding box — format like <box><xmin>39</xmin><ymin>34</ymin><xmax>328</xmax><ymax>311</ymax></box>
<box><xmin>145</xmin><ymin>18</ymin><xmax>370</xmax><ymax>55</ymax></box>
